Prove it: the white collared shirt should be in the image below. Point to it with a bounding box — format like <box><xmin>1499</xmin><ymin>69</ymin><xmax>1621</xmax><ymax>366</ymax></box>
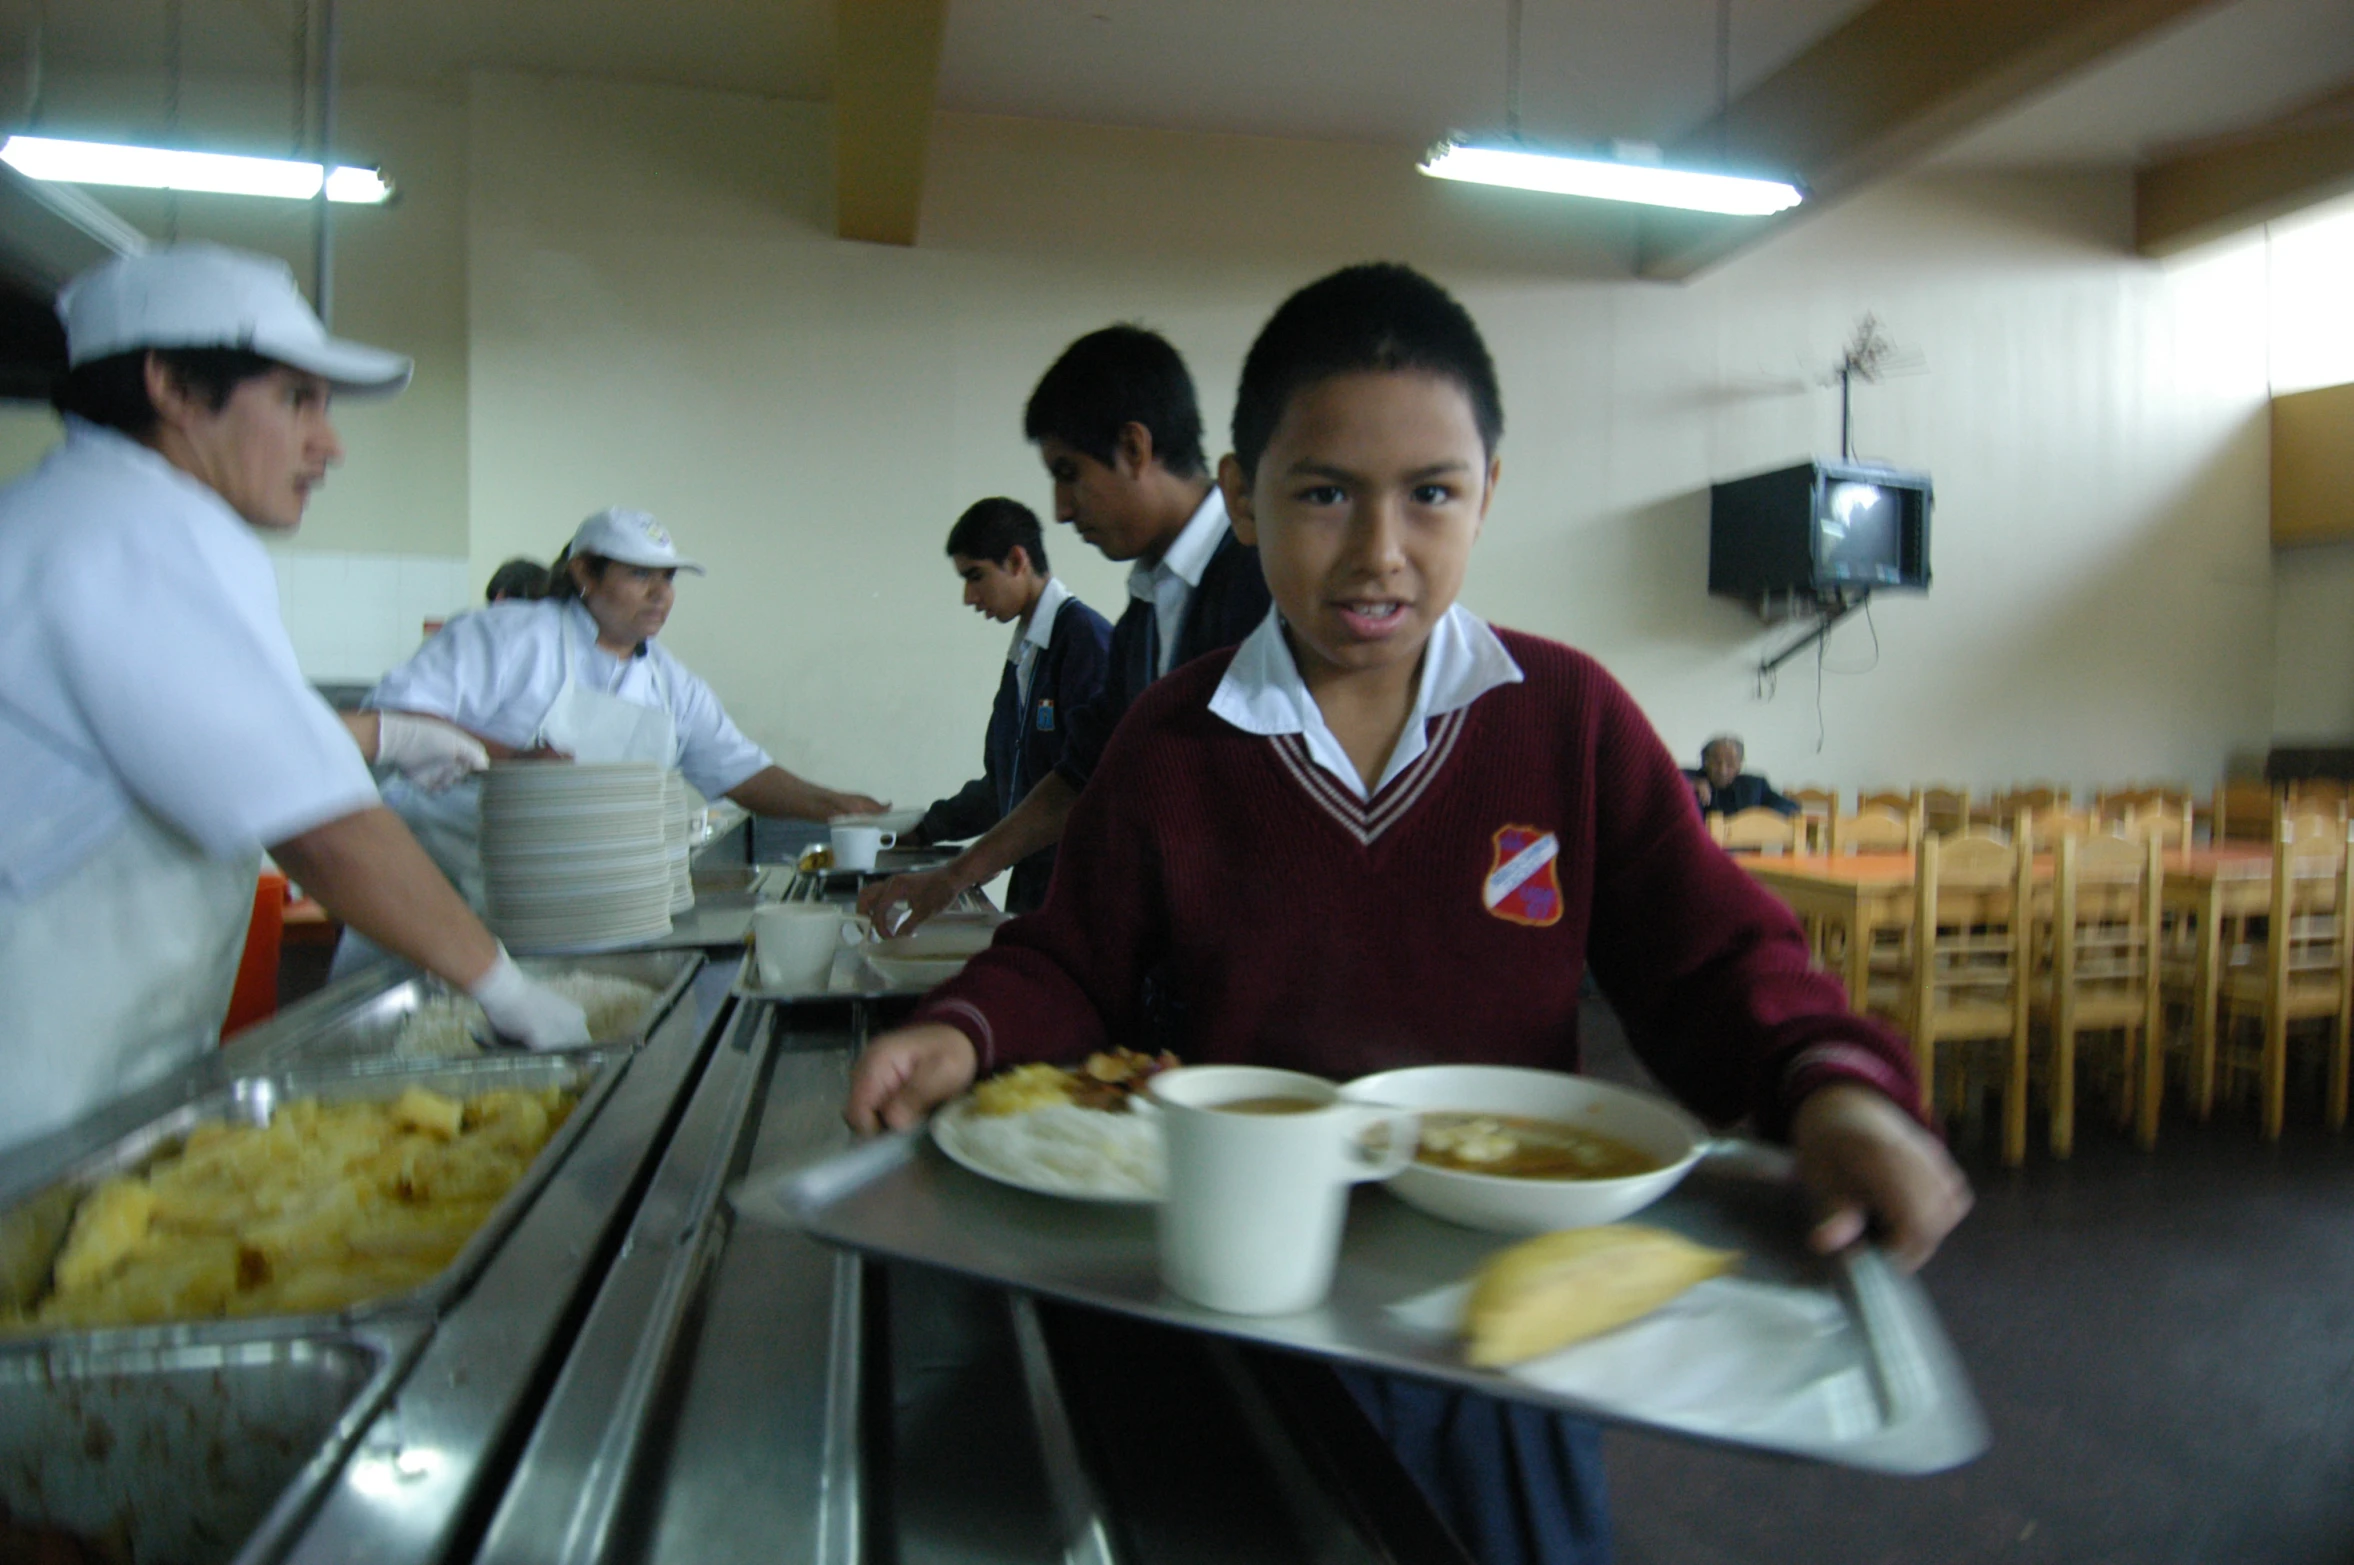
<box><xmin>1208</xmin><ymin>604</ymin><xmax>1525</xmax><ymax>800</ymax></box>
<box><xmin>367</xmin><ymin>597</ymin><xmax>772</xmax><ymax>800</ymax></box>
<box><xmin>1010</xmin><ymin>575</ymin><xmax>1072</xmax><ymax>713</ymax></box>
<box><xmin>1127</xmin><ymin>489</ymin><xmax>1229</xmax><ymax>678</ymax></box>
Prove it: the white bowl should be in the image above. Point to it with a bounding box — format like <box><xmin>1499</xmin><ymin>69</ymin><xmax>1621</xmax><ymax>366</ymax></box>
<box><xmin>1337</xmin><ymin>1065</ymin><xmax>1711</xmax><ymax>1234</ymax></box>
<box><xmin>865</xmin><ymin>952</ymin><xmax>971</xmax><ymax>990</ymax></box>
<box><xmin>869</xmin><ymin>914</ymin><xmax>1005</xmax><ymax>960</ymax></box>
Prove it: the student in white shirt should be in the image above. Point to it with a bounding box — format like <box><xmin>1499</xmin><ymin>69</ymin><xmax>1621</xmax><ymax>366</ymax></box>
<box><xmin>356</xmin><ymin>506</ymin><xmax>888</xmax><ymax>942</ymax></box>
<box><xmin>0</xmin><ymin>245</ymin><xmax>589</xmax><ymax>1157</ymax></box>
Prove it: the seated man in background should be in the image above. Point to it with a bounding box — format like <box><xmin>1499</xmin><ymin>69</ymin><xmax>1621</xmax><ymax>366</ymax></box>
<box><xmin>907</xmin><ymin>498</ymin><xmax>1111</xmax><ymax>914</ymax></box>
<box><xmin>1685</xmin><ymin>734</ymin><xmax>1798</xmax><ymax>816</ymax></box>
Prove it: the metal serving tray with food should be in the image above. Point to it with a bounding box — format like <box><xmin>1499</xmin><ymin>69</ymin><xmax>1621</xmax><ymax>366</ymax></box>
<box><xmin>0</xmin><ymin>1316</ymin><xmax>426</xmax><ymax>1565</ymax></box>
<box><xmin>734</xmin><ymin>1057</ymin><xmax>1987</xmax><ymax>1476</ymax></box>
<box><xmin>236</xmin><ymin>950</ymin><xmax>700</xmax><ymax>1066</ymax></box>
<box><xmin>0</xmin><ymin>1051</ymin><xmax>626</xmax><ymax>1340</ymax></box>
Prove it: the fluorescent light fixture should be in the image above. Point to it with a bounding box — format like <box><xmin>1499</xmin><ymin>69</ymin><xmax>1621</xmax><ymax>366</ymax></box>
<box><xmin>0</xmin><ymin>135</ymin><xmax>391</xmax><ymax>205</ymax></box>
<box><xmin>1419</xmin><ymin>138</ymin><xmax>1800</xmax><ymax>217</ymax></box>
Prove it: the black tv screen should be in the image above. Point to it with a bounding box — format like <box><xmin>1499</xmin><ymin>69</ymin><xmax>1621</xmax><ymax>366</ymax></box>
<box><xmin>1708</xmin><ymin>459</ymin><xmax>1931</xmax><ymax>605</ymax></box>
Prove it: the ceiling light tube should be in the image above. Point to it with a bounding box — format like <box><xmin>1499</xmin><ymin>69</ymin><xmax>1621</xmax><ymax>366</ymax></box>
<box><xmin>0</xmin><ymin>135</ymin><xmax>391</xmax><ymax>205</ymax></box>
<box><xmin>1419</xmin><ymin>138</ymin><xmax>1800</xmax><ymax>217</ymax></box>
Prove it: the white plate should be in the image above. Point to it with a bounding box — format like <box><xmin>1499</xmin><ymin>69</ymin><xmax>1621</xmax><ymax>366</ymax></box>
<box><xmin>830</xmin><ymin>808</ymin><xmax>925</xmax><ymax>836</ymax></box>
<box><xmin>929</xmin><ymin>1097</ymin><xmax>1163</xmax><ymax>1204</ymax></box>
<box><xmin>865</xmin><ymin>952</ymin><xmax>969</xmax><ymax>989</ymax></box>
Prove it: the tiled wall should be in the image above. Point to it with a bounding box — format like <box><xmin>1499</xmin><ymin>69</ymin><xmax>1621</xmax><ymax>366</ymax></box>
<box><xmin>266</xmin><ymin>550</ymin><xmax>474</xmax><ymax>686</ymax></box>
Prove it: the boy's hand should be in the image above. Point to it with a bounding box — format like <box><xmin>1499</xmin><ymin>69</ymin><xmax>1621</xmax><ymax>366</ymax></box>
<box><xmin>1789</xmin><ymin>1083</ymin><xmax>1972</xmax><ymax>1272</ymax></box>
<box><xmin>846</xmin><ymin>1024</ymin><xmax>978</xmax><ymax>1133</ymax></box>
<box><xmin>857</xmin><ymin>866</ymin><xmax>965</xmax><ymax>936</ymax></box>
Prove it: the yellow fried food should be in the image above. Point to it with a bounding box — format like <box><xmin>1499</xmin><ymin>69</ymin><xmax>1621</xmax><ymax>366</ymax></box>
<box><xmin>969</xmin><ymin>1063</ymin><xmax>1077</xmax><ymax>1118</ymax></box>
<box><xmin>1462</xmin><ymin>1224</ymin><xmax>1739</xmax><ymax>1368</ymax></box>
<box><xmin>29</xmin><ymin>1084</ymin><xmax>573</xmax><ymax>1329</ymax></box>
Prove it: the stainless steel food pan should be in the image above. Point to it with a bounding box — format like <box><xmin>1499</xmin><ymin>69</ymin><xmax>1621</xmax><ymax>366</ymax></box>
<box><xmin>0</xmin><ymin>1316</ymin><xmax>424</xmax><ymax>1565</ymax></box>
<box><xmin>0</xmin><ymin>1051</ymin><xmax>626</xmax><ymax>1337</ymax></box>
<box><xmin>243</xmin><ymin>950</ymin><xmax>700</xmax><ymax>1066</ymax></box>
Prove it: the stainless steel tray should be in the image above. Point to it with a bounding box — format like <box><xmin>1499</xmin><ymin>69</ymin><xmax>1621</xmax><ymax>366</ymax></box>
<box><xmin>243</xmin><ymin>950</ymin><xmax>700</xmax><ymax>1064</ymax></box>
<box><xmin>0</xmin><ymin>1051</ymin><xmax>628</xmax><ymax>1338</ymax></box>
<box><xmin>733</xmin><ymin>1133</ymin><xmax>1989</xmax><ymax>1476</ymax></box>
<box><xmin>0</xmin><ymin>1315</ymin><xmax>425</xmax><ymax>1565</ymax></box>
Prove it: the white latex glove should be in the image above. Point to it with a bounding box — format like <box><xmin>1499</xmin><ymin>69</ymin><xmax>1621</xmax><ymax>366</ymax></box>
<box><xmin>468</xmin><ymin>949</ymin><xmax>590</xmax><ymax>1050</ymax></box>
<box><xmin>376</xmin><ymin>712</ymin><xmax>490</xmax><ymax>792</ymax></box>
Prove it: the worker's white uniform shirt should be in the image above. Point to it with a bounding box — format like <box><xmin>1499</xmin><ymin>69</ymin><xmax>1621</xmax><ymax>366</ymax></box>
<box><xmin>0</xmin><ymin>419</ymin><xmax>379</xmax><ymax>1155</ymax></box>
<box><xmin>366</xmin><ymin>598</ymin><xmax>772</xmax><ymax>799</ymax></box>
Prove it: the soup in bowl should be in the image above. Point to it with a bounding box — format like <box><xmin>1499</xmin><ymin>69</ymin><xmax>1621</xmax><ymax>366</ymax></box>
<box><xmin>1337</xmin><ymin>1065</ymin><xmax>1712</xmax><ymax>1234</ymax></box>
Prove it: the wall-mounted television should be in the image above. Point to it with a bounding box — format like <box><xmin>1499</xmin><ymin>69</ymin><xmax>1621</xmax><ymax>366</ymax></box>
<box><xmin>1708</xmin><ymin>459</ymin><xmax>1932</xmax><ymax>607</ymax></box>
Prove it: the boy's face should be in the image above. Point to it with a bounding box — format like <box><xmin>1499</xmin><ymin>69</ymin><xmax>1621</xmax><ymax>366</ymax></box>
<box><xmin>1222</xmin><ymin>370</ymin><xmax>1496</xmax><ymax>690</ymax></box>
<box><xmin>953</xmin><ymin>550</ymin><xmax>1034</xmax><ymax>623</ymax></box>
<box><xmin>1037</xmin><ymin>433</ymin><xmax>1164</xmax><ymax>563</ymax></box>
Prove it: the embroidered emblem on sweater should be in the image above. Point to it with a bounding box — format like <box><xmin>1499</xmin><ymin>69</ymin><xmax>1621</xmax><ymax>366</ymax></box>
<box><xmin>1483</xmin><ymin>826</ymin><xmax>1562</xmax><ymax>926</ymax></box>
<box><xmin>1267</xmin><ymin>708</ymin><xmax>1467</xmax><ymax>846</ymax></box>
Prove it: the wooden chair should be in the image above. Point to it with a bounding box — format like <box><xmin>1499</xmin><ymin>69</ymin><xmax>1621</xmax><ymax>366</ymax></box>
<box><xmin>1827</xmin><ymin>803</ymin><xmax>1916</xmax><ymax>856</ymax></box>
<box><xmin>1787</xmin><ymin>788</ymin><xmax>1837</xmax><ymax>852</ymax></box>
<box><xmin>2014</xmin><ymin>808</ymin><xmax>2099</xmax><ymax>853</ymax></box>
<box><xmin>2212</xmin><ymin>779</ymin><xmax>2279</xmax><ymax>843</ymax></box>
<box><xmin>2287</xmin><ymin>778</ymin><xmax>2350</xmax><ymax>810</ymax></box>
<box><xmin>2116</xmin><ymin>798</ymin><xmax>2193</xmax><ymax>850</ymax></box>
<box><xmin>1709</xmin><ymin>807</ymin><xmax>1805</xmax><ymax>855</ymax></box>
<box><xmin>1919</xmin><ymin>786</ymin><xmax>1971</xmax><ymax>838</ymax></box>
<box><xmin>2216</xmin><ymin>818</ymin><xmax>2354</xmax><ymax>1139</ymax></box>
<box><xmin>2031</xmin><ymin>832</ymin><xmax>2164</xmax><ymax>1156</ymax></box>
<box><xmin>1865</xmin><ymin>830</ymin><xmax>2036</xmax><ymax>1164</ymax></box>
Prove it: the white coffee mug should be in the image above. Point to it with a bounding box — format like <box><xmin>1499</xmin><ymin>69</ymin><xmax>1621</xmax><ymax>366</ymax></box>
<box><xmin>1145</xmin><ymin>1065</ymin><xmax>1419</xmax><ymax>1316</ymax></box>
<box><xmin>828</xmin><ymin>823</ymin><xmax>897</xmax><ymax>873</ymax></box>
<box><xmin>752</xmin><ymin>903</ymin><xmax>860</xmax><ymax>991</ymax></box>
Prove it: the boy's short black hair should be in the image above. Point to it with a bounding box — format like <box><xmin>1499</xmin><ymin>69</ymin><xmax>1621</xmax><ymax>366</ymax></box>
<box><xmin>1231</xmin><ymin>263</ymin><xmax>1504</xmax><ymax>479</ymax></box>
<box><xmin>1023</xmin><ymin>325</ymin><xmax>1206</xmax><ymax>479</ymax></box>
<box><xmin>485</xmin><ymin>557</ymin><xmax>552</xmax><ymax>602</ymax></box>
<box><xmin>52</xmin><ymin>347</ymin><xmax>284</xmax><ymax>439</ymax></box>
<box><xmin>945</xmin><ymin>497</ymin><xmax>1049</xmax><ymax>575</ymax></box>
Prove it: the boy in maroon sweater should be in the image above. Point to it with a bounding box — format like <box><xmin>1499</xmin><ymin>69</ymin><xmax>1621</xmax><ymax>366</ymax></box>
<box><xmin>848</xmin><ymin>265</ymin><xmax>1967</xmax><ymax>1565</ymax></box>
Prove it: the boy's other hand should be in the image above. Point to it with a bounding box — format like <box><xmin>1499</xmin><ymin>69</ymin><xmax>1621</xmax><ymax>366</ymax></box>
<box><xmin>857</xmin><ymin>867</ymin><xmax>965</xmax><ymax>936</ymax></box>
<box><xmin>1789</xmin><ymin>1083</ymin><xmax>1972</xmax><ymax>1272</ymax></box>
<box><xmin>846</xmin><ymin>1024</ymin><xmax>978</xmax><ymax>1133</ymax></box>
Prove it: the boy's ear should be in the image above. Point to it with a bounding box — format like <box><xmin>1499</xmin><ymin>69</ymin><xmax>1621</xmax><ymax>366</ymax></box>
<box><xmin>1004</xmin><ymin>544</ymin><xmax>1032</xmax><ymax>578</ymax></box>
<box><xmin>1112</xmin><ymin>420</ymin><xmax>1157</xmax><ymax>479</ymax></box>
<box><xmin>1217</xmin><ymin>454</ymin><xmax>1257</xmax><ymax>548</ymax></box>
<box><xmin>1473</xmin><ymin>453</ymin><xmax>1502</xmax><ymax>538</ymax></box>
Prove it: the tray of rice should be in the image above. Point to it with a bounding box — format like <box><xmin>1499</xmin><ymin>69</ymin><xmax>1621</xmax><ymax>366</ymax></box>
<box><xmin>270</xmin><ymin>951</ymin><xmax>699</xmax><ymax>1062</ymax></box>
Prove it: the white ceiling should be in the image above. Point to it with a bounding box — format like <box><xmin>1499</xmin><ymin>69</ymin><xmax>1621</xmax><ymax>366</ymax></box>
<box><xmin>5</xmin><ymin>0</ymin><xmax>2351</xmax><ymax>172</ymax></box>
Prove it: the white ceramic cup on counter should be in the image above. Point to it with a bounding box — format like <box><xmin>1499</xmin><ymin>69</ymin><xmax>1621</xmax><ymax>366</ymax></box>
<box><xmin>828</xmin><ymin>823</ymin><xmax>897</xmax><ymax>873</ymax></box>
<box><xmin>751</xmin><ymin>903</ymin><xmax>864</xmax><ymax>992</ymax></box>
<box><xmin>1143</xmin><ymin>1065</ymin><xmax>1420</xmax><ymax>1316</ymax></box>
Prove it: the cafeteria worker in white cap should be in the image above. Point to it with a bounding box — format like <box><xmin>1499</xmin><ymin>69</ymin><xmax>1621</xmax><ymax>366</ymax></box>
<box><xmin>0</xmin><ymin>243</ymin><xmax>594</xmax><ymax>1158</ymax></box>
<box><xmin>353</xmin><ymin>504</ymin><xmax>889</xmax><ymax>943</ymax></box>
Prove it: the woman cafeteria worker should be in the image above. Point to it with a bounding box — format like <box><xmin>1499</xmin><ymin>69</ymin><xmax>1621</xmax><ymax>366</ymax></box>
<box><xmin>353</xmin><ymin>505</ymin><xmax>887</xmax><ymax>950</ymax></box>
<box><xmin>0</xmin><ymin>244</ymin><xmax>592</xmax><ymax>1159</ymax></box>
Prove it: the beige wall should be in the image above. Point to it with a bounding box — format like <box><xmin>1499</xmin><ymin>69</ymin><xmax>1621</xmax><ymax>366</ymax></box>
<box><xmin>463</xmin><ymin>69</ymin><xmax>2274</xmax><ymax>808</ymax></box>
<box><xmin>6</xmin><ymin>62</ymin><xmax>2286</xmax><ymax>802</ymax></box>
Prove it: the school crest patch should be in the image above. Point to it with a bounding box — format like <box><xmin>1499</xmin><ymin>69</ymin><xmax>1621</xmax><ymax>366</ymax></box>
<box><xmin>1482</xmin><ymin>826</ymin><xmax>1562</xmax><ymax>927</ymax></box>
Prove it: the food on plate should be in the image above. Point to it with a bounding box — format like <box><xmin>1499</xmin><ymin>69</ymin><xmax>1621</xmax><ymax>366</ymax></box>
<box><xmin>797</xmin><ymin>844</ymin><xmax>834</xmax><ymax>873</ymax></box>
<box><xmin>1461</xmin><ymin>1223</ymin><xmax>1739</xmax><ymax>1367</ymax></box>
<box><xmin>968</xmin><ymin>1047</ymin><xmax>1177</xmax><ymax>1117</ymax></box>
<box><xmin>944</xmin><ymin>1049</ymin><xmax>1181</xmax><ymax>1198</ymax></box>
<box><xmin>1416</xmin><ymin>1113</ymin><xmax>1662</xmax><ymax>1181</ymax></box>
<box><xmin>8</xmin><ymin>1085</ymin><xmax>575</xmax><ymax>1330</ymax></box>
<box><xmin>393</xmin><ymin>972</ymin><xmax>658</xmax><ymax>1057</ymax></box>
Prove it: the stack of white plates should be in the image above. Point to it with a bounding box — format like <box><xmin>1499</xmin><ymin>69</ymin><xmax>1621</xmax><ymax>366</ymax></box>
<box><xmin>663</xmin><ymin>772</ymin><xmax>696</xmax><ymax>916</ymax></box>
<box><xmin>481</xmin><ymin>762</ymin><xmax>673</xmax><ymax>951</ymax></box>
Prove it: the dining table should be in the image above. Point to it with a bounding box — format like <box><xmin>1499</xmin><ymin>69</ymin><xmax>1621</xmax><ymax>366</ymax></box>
<box><xmin>1739</xmin><ymin>844</ymin><xmax>2275</xmax><ymax>1145</ymax></box>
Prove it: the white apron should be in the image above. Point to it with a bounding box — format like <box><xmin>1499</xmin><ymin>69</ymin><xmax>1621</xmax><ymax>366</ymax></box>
<box><xmin>0</xmin><ymin>805</ymin><xmax>255</xmax><ymax>1156</ymax></box>
<box><xmin>349</xmin><ymin>625</ymin><xmax>680</xmax><ymax>974</ymax></box>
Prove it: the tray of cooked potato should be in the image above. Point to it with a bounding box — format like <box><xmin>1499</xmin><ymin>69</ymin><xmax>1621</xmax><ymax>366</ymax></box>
<box><xmin>732</xmin><ymin>1058</ymin><xmax>1986</xmax><ymax>1475</ymax></box>
<box><xmin>0</xmin><ymin>1052</ymin><xmax>625</xmax><ymax>1337</ymax></box>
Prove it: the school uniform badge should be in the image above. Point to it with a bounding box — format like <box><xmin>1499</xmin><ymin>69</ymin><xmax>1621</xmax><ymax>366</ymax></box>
<box><xmin>1483</xmin><ymin>826</ymin><xmax>1562</xmax><ymax>927</ymax></box>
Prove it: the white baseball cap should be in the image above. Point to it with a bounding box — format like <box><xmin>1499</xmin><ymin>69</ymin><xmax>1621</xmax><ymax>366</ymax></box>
<box><xmin>58</xmin><ymin>242</ymin><xmax>412</xmax><ymax>394</ymax></box>
<box><xmin>568</xmin><ymin>507</ymin><xmax>705</xmax><ymax>574</ymax></box>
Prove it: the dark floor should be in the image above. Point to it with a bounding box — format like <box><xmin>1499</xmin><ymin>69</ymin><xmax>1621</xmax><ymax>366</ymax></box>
<box><xmin>1581</xmin><ymin>1005</ymin><xmax>2354</xmax><ymax>1565</ymax></box>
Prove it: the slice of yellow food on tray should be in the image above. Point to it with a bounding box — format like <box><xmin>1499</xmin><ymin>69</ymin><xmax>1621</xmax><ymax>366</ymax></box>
<box><xmin>1462</xmin><ymin>1223</ymin><xmax>1739</xmax><ymax>1367</ymax></box>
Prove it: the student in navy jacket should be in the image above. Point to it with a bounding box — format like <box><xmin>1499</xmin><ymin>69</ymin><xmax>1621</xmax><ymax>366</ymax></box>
<box><xmin>863</xmin><ymin>326</ymin><xmax>1271</xmax><ymax>933</ymax></box>
<box><xmin>910</xmin><ymin>498</ymin><xmax>1111</xmax><ymax>912</ymax></box>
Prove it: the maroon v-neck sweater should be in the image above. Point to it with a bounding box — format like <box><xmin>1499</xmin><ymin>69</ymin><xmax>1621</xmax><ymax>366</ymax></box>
<box><xmin>916</xmin><ymin>629</ymin><xmax>1916</xmax><ymax>1135</ymax></box>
